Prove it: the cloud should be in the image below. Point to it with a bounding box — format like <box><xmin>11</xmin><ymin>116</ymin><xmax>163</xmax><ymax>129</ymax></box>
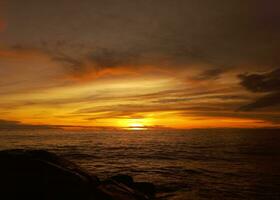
<box><xmin>0</xmin><ymin>119</ymin><xmax>119</xmax><ymax>131</ymax></box>
<box><xmin>192</xmin><ymin>68</ymin><xmax>225</xmax><ymax>81</ymax></box>
<box><xmin>51</xmin><ymin>47</ymin><xmax>169</xmax><ymax>82</ymax></box>
<box><xmin>50</xmin><ymin>44</ymin><xmax>228</xmax><ymax>83</ymax></box>
<box><xmin>87</xmin><ymin>48</ymin><xmax>140</xmax><ymax>68</ymax></box>
<box><xmin>239</xmin><ymin>68</ymin><xmax>280</xmax><ymax>111</ymax></box>
<box><xmin>0</xmin><ymin>19</ymin><xmax>5</xmax><ymax>32</ymax></box>
<box><xmin>3</xmin><ymin>0</ymin><xmax>280</xmax><ymax>83</ymax></box>
<box><xmin>0</xmin><ymin>119</ymin><xmax>58</xmax><ymax>130</ymax></box>
<box><xmin>239</xmin><ymin>68</ymin><xmax>280</xmax><ymax>93</ymax></box>
<box><xmin>0</xmin><ymin>47</ymin><xmax>68</xmax><ymax>94</ymax></box>
<box><xmin>239</xmin><ymin>92</ymin><xmax>280</xmax><ymax>111</ymax></box>
<box><xmin>1</xmin><ymin>0</ymin><xmax>280</xmax><ymax>128</ymax></box>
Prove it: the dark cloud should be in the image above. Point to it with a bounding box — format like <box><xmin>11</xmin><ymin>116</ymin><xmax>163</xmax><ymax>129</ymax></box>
<box><xmin>51</xmin><ymin>46</ymin><xmax>221</xmax><ymax>81</ymax></box>
<box><xmin>179</xmin><ymin>109</ymin><xmax>280</xmax><ymax>124</ymax></box>
<box><xmin>4</xmin><ymin>0</ymin><xmax>280</xmax><ymax>76</ymax></box>
<box><xmin>153</xmin><ymin>94</ymin><xmax>248</xmax><ymax>104</ymax></box>
<box><xmin>0</xmin><ymin>119</ymin><xmax>58</xmax><ymax>130</ymax></box>
<box><xmin>239</xmin><ymin>68</ymin><xmax>280</xmax><ymax>111</ymax></box>
<box><xmin>52</xmin><ymin>54</ymin><xmax>85</xmax><ymax>75</ymax></box>
<box><xmin>193</xmin><ymin>68</ymin><xmax>225</xmax><ymax>81</ymax></box>
<box><xmin>87</xmin><ymin>48</ymin><xmax>141</xmax><ymax>68</ymax></box>
<box><xmin>56</xmin><ymin>48</ymin><xmax>143</xmax><ymax>78</ymax></box>
<box><xmin>239</xmin><ymin>68</ymin><xmax>280</xmax><ymax>92</ymax></box>
<box><xmin>239</xmin><ymin>92</ymin><xmax>280</xmax><ymax>111</ymax></box>
<box><xmin>0</xmin><ymin>119</ymin><xmax>122</xmax><ymax>131</ymax></box>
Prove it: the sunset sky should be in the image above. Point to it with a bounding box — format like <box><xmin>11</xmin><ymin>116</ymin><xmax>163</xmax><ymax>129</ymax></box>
<box><xmin>0</xmin><ymin>0</ymin><xmax>280</xmax><ymax>130</ymax></box>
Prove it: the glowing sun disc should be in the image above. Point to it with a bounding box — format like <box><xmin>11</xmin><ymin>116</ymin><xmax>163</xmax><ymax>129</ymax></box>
<box><xmin>127</xmin><ymin>123</ymin><xmax>146</xmax><ymax>130</ymax></box>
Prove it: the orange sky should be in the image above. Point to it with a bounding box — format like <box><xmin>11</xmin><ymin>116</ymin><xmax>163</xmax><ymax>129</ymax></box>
<box><xmin>0</xmin><ymin>1</ymin><xmax>280</xmax><ymax>130</ymax></box>
<box><xmin>0</xmin><ymin>48</ymin><xmax>279</xmax><ymax>130</ymax></box>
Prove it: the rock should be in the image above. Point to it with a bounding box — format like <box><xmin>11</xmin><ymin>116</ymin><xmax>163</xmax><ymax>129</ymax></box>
<box><xmin>0</xmin><ymin>149</ymin><xmax>99</xmax><ymax>199</ymax></box>
<box><xmin>109</xmin><ymin>175</ymin><xmax>155</xmax><ymax>199</ymax></box>
<box><xmin>111</xmin><ymin>174</ymin><xmax>134</xmax><ymax>186</ymax></box>
<box><xmin>97</xmin><ymin>179</ymin><xmax>149</xmax><ymax>200</ymax></box>
<box><xmin>133</xmin><ymin>182</ymin><xmax>156</xmax><ymax>199</ymax></box>
<box><xmin>0</xmin><ymin>149</ymin><xmax>155</xmax><ymax>200</ymax></box>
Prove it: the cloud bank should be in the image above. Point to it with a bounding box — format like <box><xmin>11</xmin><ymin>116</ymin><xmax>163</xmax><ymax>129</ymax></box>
<box><xmin>0</xmin><ymin>0</ymin><xmax>279</xmax><ymax>128</ymax></box>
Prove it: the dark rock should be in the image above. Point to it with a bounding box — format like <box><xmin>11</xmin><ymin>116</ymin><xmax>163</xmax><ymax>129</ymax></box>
<box><xmin>97</xmin><ymin>179</ymin><xmax>150</xmax><ymax>200</ymax></box>
<box><xmin>111</xmin><ymin>174</ymin><xmax>134</xmax><ymax>186</ymax></box>
<box><xmin>0</xmin><ymin>149</ymin><xmax>155</xmax><ymax>200</ymax></box>
<box><xmin>109</xmin><ymin>175</ymin><xmax>155</xmax><ymax>199</ymax></box>
<box><xmin>133</xmin><ymin>182</ymin><xmax>156</xmax><ymax>199</ymax></box>
<box><xmin>0</xmin><ymin>149</ymin><xmax>99</xmax><ymax>199</ymax></box>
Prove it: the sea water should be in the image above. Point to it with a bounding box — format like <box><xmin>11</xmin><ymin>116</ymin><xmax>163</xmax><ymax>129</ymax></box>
<box><xmin>0</xmin><ymin>129</ymin><xmax>279</xmax><ymax>200</ymax></box>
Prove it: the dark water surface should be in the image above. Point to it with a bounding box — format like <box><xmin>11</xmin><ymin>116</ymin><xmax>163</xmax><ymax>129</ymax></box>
<box><xmin>0</xmin><ymin>129</ymin><xmax>280</xmax><ymax>199</ymax></box>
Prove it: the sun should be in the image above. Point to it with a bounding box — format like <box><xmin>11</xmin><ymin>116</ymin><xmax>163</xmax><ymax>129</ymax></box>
<box><xmin>128</xmin><ymin>122</ymin><xmax>146</xmax><ymax>130</ymax></box>
<box><xmin>118</xmin><ymin>118</ymin><xmax>150</xmax><ymax>130</ymax></box>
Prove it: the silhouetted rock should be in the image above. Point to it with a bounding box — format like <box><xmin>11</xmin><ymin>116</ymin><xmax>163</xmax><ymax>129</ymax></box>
<box><xmin>0</xmin><ymin>149</ymin><xmax>99</xmax><ymax>199</ymax></box>
<box><xmin>98</xmin><ymin>180</ymin><xmax>139</xmax><ymax>199</ymax></box>
<box><xmin>134</xmin><ymin>182</ymin><xmax>156</xmax><ymax>199</ymax></box>
<box><xmin>111</xmin><ymin>174</ymin><xmax>134</xmax><ymax>186</ymax></box>
<box><xmin>0</xmin><ymin>149</ymin><xmax>155</xmax><ymax>200</ymax></box>
<box><xmin>110</xmin><ymin>175</ymin><xmax>155</xmax><ymax>199</ymax></box>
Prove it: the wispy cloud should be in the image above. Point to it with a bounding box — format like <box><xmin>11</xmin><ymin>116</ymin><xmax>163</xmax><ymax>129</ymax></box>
<box><xmin>0</xmin><ymin>1</ymin><xmax>280</xmax><ymax>128</ymax></box>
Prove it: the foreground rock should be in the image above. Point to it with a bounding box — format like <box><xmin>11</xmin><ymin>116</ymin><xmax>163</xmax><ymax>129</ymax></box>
<box><xmin>0</xmin><ymin>149</ymin><xmax>155</xmax><ymax>200</ymax></box>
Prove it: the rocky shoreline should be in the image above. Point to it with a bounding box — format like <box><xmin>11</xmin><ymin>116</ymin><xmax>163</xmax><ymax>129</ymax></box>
<box><xmin>0</xmin><ymin>149</ymin><xmax>155</xmax><ymax>200</ymax></box>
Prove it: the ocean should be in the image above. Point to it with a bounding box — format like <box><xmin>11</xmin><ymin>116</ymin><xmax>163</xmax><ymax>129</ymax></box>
<box><xmin>0</xmin><ymin>129</ymin><xmax>279</xmax><ymax>200</ymax></box>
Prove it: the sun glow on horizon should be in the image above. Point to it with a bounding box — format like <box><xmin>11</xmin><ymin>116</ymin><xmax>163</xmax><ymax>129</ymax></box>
<box><xmin>127</xmin><ymin>123</ymin><xmax>146</xmax><ymax>131</ymax></box>
<box><xmin>117</xmin><ymin>118</ymin><xmax>151</xmax><ymax>130</ymax></box>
